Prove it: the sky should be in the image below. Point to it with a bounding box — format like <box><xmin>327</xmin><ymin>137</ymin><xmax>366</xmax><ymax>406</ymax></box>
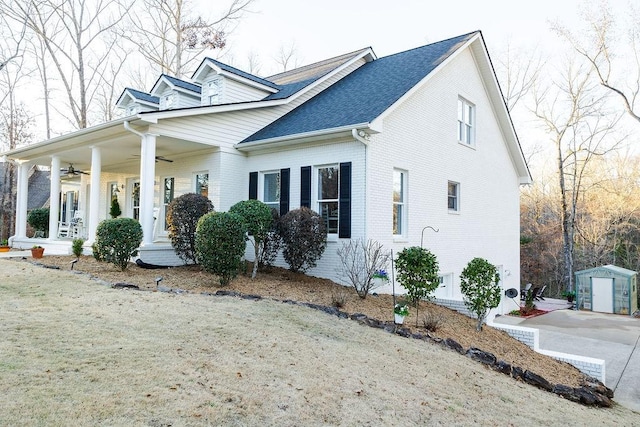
<box><xmin>219</xmin><ymin>0</ymin><xmax>603</xmax><ymax>74</ymax></box>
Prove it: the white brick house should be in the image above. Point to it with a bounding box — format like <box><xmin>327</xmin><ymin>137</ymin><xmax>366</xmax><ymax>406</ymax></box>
<box><xmin>2</xmin><ymin>31</ymin><xmax>530</xmax><ymax>316</ymax></box>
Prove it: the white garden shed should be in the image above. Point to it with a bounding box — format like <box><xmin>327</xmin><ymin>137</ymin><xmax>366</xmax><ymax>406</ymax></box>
<box><xmin>574</xmin><ymin>265</ymin><xmax>638</xmax><ymax>315</ymax></box>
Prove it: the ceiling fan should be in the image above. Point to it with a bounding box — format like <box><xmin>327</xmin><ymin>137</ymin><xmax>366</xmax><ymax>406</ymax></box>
<box><xmin>132</xmin><ymin>155</ymin><xmax>174</xmax><ymax>163</ymax></box>
<box><xmin>60</xmin><ymin>164</ymin><xmax>89</xmax><ymax>177</ymax></box>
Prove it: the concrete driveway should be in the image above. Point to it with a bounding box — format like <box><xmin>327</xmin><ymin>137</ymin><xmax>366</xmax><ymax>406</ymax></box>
<box><xmin>497</xmin><ymin>309</ymin><xmax>640</xmax><ymax>412</ymax></box>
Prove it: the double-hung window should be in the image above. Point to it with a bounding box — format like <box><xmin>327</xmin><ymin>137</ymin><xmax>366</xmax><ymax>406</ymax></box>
<box><xmin>393</xmin><ymin>169</ymin><xmax>406</xmax><ymax>236</ymax></box>
<box><xmin>163</xmin><ymin>177</ymin><xmax>175</xmax><ymax>230</ymax></box>
<box><xmin>457</xmin><ymin>97</ymin><xmax>475</xmax><ymax>145</ymax></box>
<box><xmin>318</xmin><ymin>165</ymin><xmax>339</xmax><ymax>234</ymax></box>
<box><xmin>206</xmin><ymin>79</ymin><xmax>221</xmax><ymax>105</ymax></box>
<box><xmin>448</xmin><ymin>181</ymin><xmax>459</xmax><ymax>212</ymax></box>
<box><xmin>195</xmin><ymin>172</ymin><xmax>209</xmax><ymax>198</ymax></box>
<box><xmin>263</xmin><ymin>171</ymin><xmax>281</xmax><ymax>212</ymax></box>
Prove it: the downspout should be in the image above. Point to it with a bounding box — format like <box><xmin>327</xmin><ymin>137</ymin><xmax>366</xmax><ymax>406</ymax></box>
<box><xmin>124</xmin><ymin>120</ymin><xmax>144</xmax><ymax>138</ymax></box>
<box><xmin>352</xmin><ymin>129</ymin><xmax>370</xmax><ymax>243</ymax></box>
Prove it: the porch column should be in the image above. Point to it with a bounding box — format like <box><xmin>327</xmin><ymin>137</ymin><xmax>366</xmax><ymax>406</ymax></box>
<box><xmin>15</xmin><ymin>162</ymin><xmax>29</xmax><ymax>238</ymax></box>
<box><xmin>88</xmin><ymin>146</ymin><xmax>102</xmax><ymax>242</ymax></box>
<box><xmin>139</xmin><ymin>134</ymin><xmax>157</xmax><ymax>245</ymax></box>
<box><xmin>48</xmin><ymin>156</ymin><xmax>61</xmax><ymax>240</ymax></box>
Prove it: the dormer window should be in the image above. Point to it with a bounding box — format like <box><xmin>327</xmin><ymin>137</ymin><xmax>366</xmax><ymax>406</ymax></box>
<box><xmin>125</xmin><ymin>104</ymin><xmax>138</xmax><ymax>116</ymax></box>
<box><xmin>205</xmin><ymin>78</ymin><xmax>222</xmax><ymax>105</ymax></box>
<box><xmin>163</xmin><ymin>93</ymin><xmax>176</xmax><ymax>109</ymax></box>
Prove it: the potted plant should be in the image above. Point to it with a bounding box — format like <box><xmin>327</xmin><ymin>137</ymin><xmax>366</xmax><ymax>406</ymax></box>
<box><xmin>31</xmin><ymin>245</ymin><xmax>45</xmax><ymax>259</ymax></box>
<box><xmin>372</xmin><ymin>269</ymin><xmax>389</xmax><ymax>287</ymax></box>
<box><xmin>562</xmin><ymin>290</ymin><xmax>576</xmax><ymax>303</ymax></box>
<box><xmin>0</xmin><ymin>239</ymin><xmax>9</xmax><ymax>252</ymax></box>
<box><xmin>394</xmin><ymin>302</ymin><xmax>409</xmax><ymax>325</ymax></box>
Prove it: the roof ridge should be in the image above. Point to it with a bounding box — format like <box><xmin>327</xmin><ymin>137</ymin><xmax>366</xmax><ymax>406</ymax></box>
<box><xmin>377</xmin><ymin>31</ymin><xmax>479</xmax><ymax>61</ymax></box>
<box><xmin>267</xmin><ymin>47</ymin><xmax>372</xmax><ymax>80</ymax></box>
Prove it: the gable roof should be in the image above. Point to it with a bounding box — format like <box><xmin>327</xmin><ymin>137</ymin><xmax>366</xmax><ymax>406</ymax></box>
<box><xmin>116</xmin><ymin>88</ymin><xmax>159</xmax><ymax>107</ymax></box>
<box><xmin>151</xmin><ymin>74</ymin><xmax>202</xmax><ymax>95</ymax></box>
<box><xmin>242</xmin><ymin>32</ymin><xmax>477</xmax><ymax>143</ymax></box>
<box><xmin>197</xmin><ymin>58</ymin><xmax>280</xmax><ymax>90</ymax></box>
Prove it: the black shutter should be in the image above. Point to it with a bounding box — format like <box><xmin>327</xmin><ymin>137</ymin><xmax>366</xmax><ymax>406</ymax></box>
<box><xmin>280</xmin><ymin>168</ymin><xmax>290</xmax><ymax>215</ymax></box>
<box><xmin>300</xmin><ymin>166</ymin><xmax>311</xmax><ymax>208</ymax></box>
<box><xmin>339</xmin><ymin>162</ymin><xmax>351</xmax><ymax>238</ymax></box>
<box><xmin>249</xmin><ymin>172</ymin><xmax>258</xmax><ymax>200</ymax></box>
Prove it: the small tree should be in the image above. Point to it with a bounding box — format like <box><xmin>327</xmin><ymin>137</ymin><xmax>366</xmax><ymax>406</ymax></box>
<box><xmin>395</xmin><ymin>246</ymin><xmax>439</xmax><ymax>326</ymax></box>
<box><xmin>195</xmin><ymin>211</ymin><xmax>246</xmax><ymax>286</ymax></box>
<box><xmin>93</xmin><ymin>218</ymin><xmax>143</xmax><ymax>271</ymax></box>
<box><xmin>337</xmin><ymin>238</ymin><xmax>390</xmax><ymax>299</ymax></box>
<box><xmin>109</xmin><ymin>197</ymin><xmax>122</xmax><ymax>218</ymax></box>
<box><xmin>71</xmin><ymin>238</ymin><xmax>84</xmax><ymax>258</ymax></box>
<box><xmin>280</xmin><ymin>207</ymin><xmax>327</xmax><ymax>273</ymax></box>
<box><xmin>229</xmin><ymin>199</ymin><xmax>274</xmax><ymax>279</ymax></box>
<box><xmin>27</xmin><ymin>207</ymin><xmax>49</xmax><ymax>237</ymax></box>
<box><xmin>257</xmin><ymin>208</ymin><xmax>282</xmax><ymax>272</ymax></box>
<box><xmin>460</xmin><ymin>257</ymin><xmax>501</xmax><ymax>332</ymax></box>
<box><xmin>167</xmin><ymin>193</ymin><xmax>214</xmax><ymax>264</ymax></box>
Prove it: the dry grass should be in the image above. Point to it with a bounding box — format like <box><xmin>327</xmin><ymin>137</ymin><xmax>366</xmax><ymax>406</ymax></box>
<box><xmin>0</xmin><ymin>257</ymin><xmax>637</xmax><ymax>425</ymax></box>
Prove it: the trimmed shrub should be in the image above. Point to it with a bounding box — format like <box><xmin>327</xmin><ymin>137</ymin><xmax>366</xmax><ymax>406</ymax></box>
<box><xmin>257</xmin><ymin>208</ymin><xmax>282</xmax><ymax>272</ymax></box>
<box><xmin>460</xmin><ymin>257</ymin><xmax>501</xmax><ymax>331</ymax></box>
<box><xmin>27</xmin><ymin>207</ymin><xmax>50</xmax><ymax>237</ymax></box>
<box><xmin>109</xmin><ymin>197</ymin><xmax>122</xmax><ymax>218</ymax></box>
<box><xmin>229</xmin><ymin>199</ymin><xmax>274</xmax><ymax>279</ymax></box>
<box><xmin>395</xmin><ymin>246</ymin><xmax>440</xmax><ymax>327</ymax></box>
<box><xmin>195</xmin><ymin>211</ymin><xmax>246</xmax><ymax>286</ymax></box>
<box><xmin>279</xmin><ymin>207</ymin><xmax>327</xmax><ymax>273</ymax></box>
<box><xmin>71</xmin><ymin>238</ymin><xmax>84</xmax><ymax>258</ymax></box>
<box><xmin>93</xmin><ymin>218</ymin><xmax>143</xmax><ymax>271</ymax></box>
<box><xmin>167</xmin><ymin>193</ymin><xmax>214</xmax><ymax>264</ymax></box>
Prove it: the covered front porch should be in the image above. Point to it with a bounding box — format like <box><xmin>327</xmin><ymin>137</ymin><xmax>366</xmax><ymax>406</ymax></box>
<box><xmin>5</xmin><ymin>117</ymin><xmax>219</xmax><ymax>264</ymax></box>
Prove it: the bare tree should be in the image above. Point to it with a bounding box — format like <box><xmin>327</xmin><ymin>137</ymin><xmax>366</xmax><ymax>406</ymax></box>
<box><xmin>532</xmin><ymin>58</ymin><xmax>623</xmax><ymax>294</ymax></box>
<box><xmin>337</xmin><ymin>239</ymin><xmax>391</xmax><ymax>299</ymax></box>
<box><xmin>273</xmin><ymin>41</ymin><xmax>300</xmax><ymax>72</ymax></box>
<box><xmin>556</xmin><ymin>2</ymin><xmax>640</xmax><ymax>124</ymax></box>
<box><xmin>494</xmin><ymin>41</ymin><xmax>545</xmax><ymax>111</ymax></box>
<box><xmin>0</xmin><ymin>12</ymin><xmax>27</xmax><ymax>73</ymax></box>
<box><xmin>121</xmin><ymin>0</ymin><xmax>254</xmax><ymax>78</ymax></box>
<box><xmin>1</xmin><ymin>0</ymin><xmax>132</xmax><ymax>129</ymax></box>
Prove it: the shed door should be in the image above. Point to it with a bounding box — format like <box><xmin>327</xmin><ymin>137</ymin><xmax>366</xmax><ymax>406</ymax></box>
<box><xmin>591</xmin><ymin>278</ymin><xmax>614</xmax><ymax>313</ymax></box>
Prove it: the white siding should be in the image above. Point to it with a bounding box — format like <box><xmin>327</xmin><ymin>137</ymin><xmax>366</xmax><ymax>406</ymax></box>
<box><xmin>365</xmin><ymin>48</ymin><xmax>521</xmax><ymax>316</ymax></box>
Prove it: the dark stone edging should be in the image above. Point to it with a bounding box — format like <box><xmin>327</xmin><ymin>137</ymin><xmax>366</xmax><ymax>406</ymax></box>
<box><xmin>22</xmin><ymin>260</ymin><xmax>615</xmax><ymax>407</ymax></box>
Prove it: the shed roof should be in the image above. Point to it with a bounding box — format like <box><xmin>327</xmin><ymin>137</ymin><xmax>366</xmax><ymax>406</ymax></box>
<box><xmin>575</xmin><ymin>265</ymin><xmax>637</xmax><ymax>278</ymax></box>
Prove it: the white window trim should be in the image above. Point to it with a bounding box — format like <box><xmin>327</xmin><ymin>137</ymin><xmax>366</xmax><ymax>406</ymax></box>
<box><xmin>193</xmin><ymin>171</ymin><xmax>209</xmax><ymax>198</ymax></box>
<box><xmin>205</xmin><ymin>78</ymin><xmax>222</xmax><ymax>105</ymax></box>
<box><xmin>260</xmin><ymin>170</ymin><xmax>281</xmax><ymax>212</ymax></box>
<box><xmin>393</xmin><ymin>169</ymin><xmax>407</xmax><ymax>238</ymax></box>
<box><xmin>160</xmin><ymin>176</ymin><xmax>175</xmax><ymax>236</ymax></box>
<box><xmin>448</xmin><ymin>181</ymin><xmax>460</xmax><ymax>213</ymax></box>
<box><xmin>315</xmin><ymin>164</ymin><xmax>340</xmax><ymax>240</ymax></box>
<box><xmin>457</xmin><ymin>97</ymin><xmax>475</xmax><ymax>147</ymax></box>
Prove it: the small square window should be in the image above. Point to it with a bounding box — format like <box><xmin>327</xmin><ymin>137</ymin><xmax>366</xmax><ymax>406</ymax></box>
<box><xmin>448</xmin><ymin>181</ymin><xmax>459</xmax><ymax>212</ymax></box>
<box><xmin>457</xmin><ymin>97</ymin><xmax>475</xmax><ymax>145</ymax></box>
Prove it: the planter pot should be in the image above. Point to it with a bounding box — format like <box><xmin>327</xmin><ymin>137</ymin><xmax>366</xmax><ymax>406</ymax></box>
<box><xmin>394</xmin><ymin>314</ymin><xmax>406</xmax><ymax>325</ymax></box>
<box><xmin>373</xmin><ymin>277</ymin><xmax>388</xmax><ymax>288</ymax></box>
<box><xmin>0</xmin><ymin>246</ymin><xmax>10</xmax><ymax>253</ymax></box>
<box><xmin>567</xmin><ymin>296</ymin><xmax>574</xmax><ymax>303</ymax></box>
<box><xmin>31</xmin><ymin>247</ymin><xmax>44</xmax><ymax>259</ymax></box>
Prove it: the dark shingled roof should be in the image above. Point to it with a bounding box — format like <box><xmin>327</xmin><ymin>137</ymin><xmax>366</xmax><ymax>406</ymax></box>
<box><xmin>162</xmin><ymin>75</ymin><xmax>202</xmax><ymax>94</ymax></box>
<box><xmin>242</xmin><ymin>32</ymin><xmax>477</xmax><ymax>143</ymax></box>
<box><xmin>0</xmin><ymin>164</ymin><xmax>50</xmax><ymax>210</ymax></box>
<box><xmin>203</xmin><ymin>58</ymin><xmax>280</xmax><ymax>89</ymax></box>
<box><xmin>125</xmin><ymin>88</ymin><xmax>159</xmax><ymax>104</ymax></box>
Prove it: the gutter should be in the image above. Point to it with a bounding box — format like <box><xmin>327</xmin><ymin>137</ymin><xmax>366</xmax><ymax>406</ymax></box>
<box><xmin>124</xmin><ymin>120</ymin><xmax>145</xmax><ymax>138</ymax></box>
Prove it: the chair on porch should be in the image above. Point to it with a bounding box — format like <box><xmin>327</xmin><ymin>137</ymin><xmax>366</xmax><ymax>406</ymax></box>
<box><xmin>70</xmin><ymin>210</ymin><xmax>85</xmax><ymax>239</ymax></box>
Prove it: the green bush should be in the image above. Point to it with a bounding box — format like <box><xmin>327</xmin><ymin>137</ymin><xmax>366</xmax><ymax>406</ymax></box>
<box><xmin>71</xmin><ymin>238</ymin><xmax>85</xmax><ymax>258</ymax></box>
<box><xmin>195</xmin><ymin>211</ymin><xmax>246</xmax><ymax>286</ymax></box>
<box><xmin>93</xmin><ymin>218</ymin><xmax>143</xmax><ymax>271</ymax></box>
<box><xmin>460</xmin><ymin>257</ymin><xmax>501</xmax><ymax>331</ymax></box>
<box><xmin>395</xmin><ymin>246</ymin><xmax>439</xmax><ymax>326</ymax></box>
<box><xmin>229</xmin><ymin>200</ymin><xmax>274</xmax><ymax>279</ymax></box>
<box><xmin>109</xmin><ymin>197</ymin><xmax>122</xmax><ymax>218</ymax></box>
<box><xmin>257</xmin><ymin>208</ymin><xmax>282</xmax><ymax>272</ymax></box>
<box><xmin>167</xmin><ymin>193</ymin><xmax>214</xmax><ymax>264</ymax></box>
<box><xmin>27</xmin><ymin>208</ymin><xmax>50</xmax><ymax>237</ymax></box>
<box><xmin>279</xmin><ymin>207</ymin><xmax>327</xmax><ymax>273</ymax></box>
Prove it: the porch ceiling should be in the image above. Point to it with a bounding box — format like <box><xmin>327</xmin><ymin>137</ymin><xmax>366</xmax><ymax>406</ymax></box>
<box><xmin>5</xmin><ymin>119</ymin><xmax>215</xmax><ymax>171</ymax></box>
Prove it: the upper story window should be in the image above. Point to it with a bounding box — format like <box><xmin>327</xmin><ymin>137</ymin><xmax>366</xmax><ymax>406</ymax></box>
<box><xmin>457</xmin><ymin>97</ymin><xmax>475</xmax><ymax>145</ymax></box>
<box><xmin>393</xmin><ymin>169</ymin><xmax>406</xmax><ymax>236</ymax></box>
<box><xmin>263</xmin><ymin>171</ymin><xmax>281</xmax><ymax>212</ymax></box>
<box><xmin>448</xmin><ymin>181</ymin><xmax>460</xmax><ymax>212</ymax></box>
<box><xmin>162</xmin><ymin>93</ymin><xmax>176</xmax><ymax>110</ymax></box>
<box><xmin>317</xmin><ymin>165</ymin><xmax>339</xmax><ymax>234</ymax></box>
<box><xmin>206</xmin><ymin>79</ymin><xmax>222</xmax><ymax>105</ymax></box>
<box><xmin>195</xmin><ymin>172</ymin><xmax>208</xmax><ymax>198</ymax></box>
